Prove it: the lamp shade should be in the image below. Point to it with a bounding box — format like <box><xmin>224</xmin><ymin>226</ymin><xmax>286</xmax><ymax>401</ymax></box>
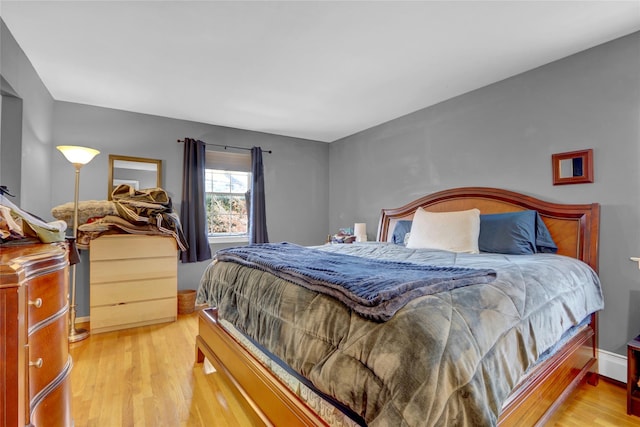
<box><xmin>57</xmin><ymin>145</ymin><xmax>100</xmax><ymax>165</ymax></box>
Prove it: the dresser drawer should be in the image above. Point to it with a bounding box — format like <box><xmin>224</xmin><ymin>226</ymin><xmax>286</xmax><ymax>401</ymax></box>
<box><xmin>91</xmin><ymin>256</ymin><xmax>177</xmax><ymax>284</ymax></box>
<box><xmin>90</xmin><ymin>234</ymin><xmax>177</xmax><ymax>261</ymax></box>
<box><xmin>27</xmin><ymin>268</ymin><xmax>68</xmax><ymax>328</ymax></box>
<box><xmin>28</xmin><ymin>312</ymin><xmax>69</xmax><ymax>399</ymax></box>
<box><xmin>91</xmin><ymin>297</ymin><xmax>177</xmax><ymax>333</ymax></box>
<box><xmin>91</xmin><ymin>277</ymin><xmax>176</xmax><ymax>306</ymax></box>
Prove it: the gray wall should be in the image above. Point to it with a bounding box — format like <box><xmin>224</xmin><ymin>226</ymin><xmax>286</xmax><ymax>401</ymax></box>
<box><xmin>51</xmin><ymin>101</ymin><xmax>329</xmax><ymax>316</ymax></box>
<box><xmin>330</xmin><ymin>32</ymin><xmax>640</xmax><ymax>355</ymax></box>
<box><xmin>1</xmin><ymin>93</ymin><xmax>23</xmax><ymax>204</ymax></box>
<box><xmin>0</xmin><ymin>20</ymin><xmax>54</xmax><ymax>214</ymax></box>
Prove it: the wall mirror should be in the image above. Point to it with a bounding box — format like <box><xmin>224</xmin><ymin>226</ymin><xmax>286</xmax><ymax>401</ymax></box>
<box><xmin>108</xmin><ymin>154</ymin><xmax>162</xmax><ymax>199</ymax></box>
<box><xmin>552</xmin><ymin>149</ymin><xmax>593</xmax><ymax>185</ymax></box>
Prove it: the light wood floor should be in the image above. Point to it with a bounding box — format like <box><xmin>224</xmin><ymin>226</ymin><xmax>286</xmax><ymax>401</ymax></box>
<box><xmin>70</xmin><ymin>311</ymin><xmax>640</xmax><ymax>426</ymax></box>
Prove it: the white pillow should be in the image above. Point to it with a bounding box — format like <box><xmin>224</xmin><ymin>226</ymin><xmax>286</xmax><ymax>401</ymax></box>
<box><xmin>406</xmin><ymin>207</ymin><xmax>480</xmax><ymax>253</ymax></box>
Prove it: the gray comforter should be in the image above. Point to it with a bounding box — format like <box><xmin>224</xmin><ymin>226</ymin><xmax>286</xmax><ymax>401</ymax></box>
<box><xmin>197</xmin><ymin>243</ymin><xmax>604</xmax><ymax>426</ymax></box>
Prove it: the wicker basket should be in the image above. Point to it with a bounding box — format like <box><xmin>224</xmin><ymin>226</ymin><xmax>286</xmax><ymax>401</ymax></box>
<box><xmin>177</xmin><ymin>289</ymin><xmax>197</xmax><ymax>314</ymax></box>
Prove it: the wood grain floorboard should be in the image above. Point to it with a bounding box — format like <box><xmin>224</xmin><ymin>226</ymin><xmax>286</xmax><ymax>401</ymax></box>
<box><xmin>70</xmin><ymin>312</ymin><xmax>639</xmax><ymax>426</ymax></box>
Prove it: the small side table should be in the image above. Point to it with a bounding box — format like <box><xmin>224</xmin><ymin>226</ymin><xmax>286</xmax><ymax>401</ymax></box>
<box><xmin>627</xmin><ymin>334</ymin><xmax>640</xmax><ymax>416</ymax></box>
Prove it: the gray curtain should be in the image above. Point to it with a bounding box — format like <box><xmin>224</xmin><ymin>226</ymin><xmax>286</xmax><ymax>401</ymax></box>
<box><xmin>249</xmin><ymin>146</ymin><xmax>269</xmax><ymax>244</ymax></box>
<box><xmin>180</xmin><ymin>138</ymin><xmax>212</xmax><ymax>263</ymax></box>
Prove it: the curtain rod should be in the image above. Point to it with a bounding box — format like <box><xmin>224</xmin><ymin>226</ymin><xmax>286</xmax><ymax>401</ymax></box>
<box><xmin>176</xmin><ymin>139</ymin><xmax>272</xmax><ymax>154</ymax></box>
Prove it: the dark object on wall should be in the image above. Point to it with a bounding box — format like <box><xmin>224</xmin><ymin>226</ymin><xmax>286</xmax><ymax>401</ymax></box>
<box><xmin>552</xmin><ymin>149</ymin><xmax>594</xmax><ymax>185</ymax></box>
<box><xmin>0</xmin><ymin>185</ymin><xmax>15</xmax><ymax>197</ymax></box>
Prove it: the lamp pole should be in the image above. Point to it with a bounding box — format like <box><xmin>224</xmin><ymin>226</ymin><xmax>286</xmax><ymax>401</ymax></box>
<box><xmin>68</xmin><ymin>163</ymin><xmax>89</xmax><ymax>342</ymax></box>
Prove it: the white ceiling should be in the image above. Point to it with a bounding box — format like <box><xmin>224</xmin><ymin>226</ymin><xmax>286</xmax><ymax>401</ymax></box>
<box><xmin>2</xmin><ymin>1</ymin><xmax>639</xmax><ymax>142</ymax></box>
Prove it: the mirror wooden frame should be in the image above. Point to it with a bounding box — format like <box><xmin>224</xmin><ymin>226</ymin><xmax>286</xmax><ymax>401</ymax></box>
<box><xmin>552</xmin><ymin>149</ymin><xmax>594</xmax><ymax>185</ymax></box>
<box><xmin>108</xmin><ymin>154</ymin><xmax>163</xmax><ymax>199</ymax></box>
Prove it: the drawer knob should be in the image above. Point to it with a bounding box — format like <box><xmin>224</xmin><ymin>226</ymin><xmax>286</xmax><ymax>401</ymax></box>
<box><xmin>28</xmin><ymin>298</ymin><xmax>43</xmax><ymax>308</ymax></box>
<box><xmin>29</xmin><ymin>358</ymin><xmax>43</xmax><ymax>369</ymax></box>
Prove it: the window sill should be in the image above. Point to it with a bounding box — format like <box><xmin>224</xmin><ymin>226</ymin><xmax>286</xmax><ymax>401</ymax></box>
<box><xmin>208</xmin><ymin>235</ymin><xmax>249</xmax><ymax>245</ymax></box>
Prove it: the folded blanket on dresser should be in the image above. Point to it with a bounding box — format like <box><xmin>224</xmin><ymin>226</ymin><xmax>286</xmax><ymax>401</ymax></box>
<box><xmin>216</xmin><ymin>242</ymin><xmax>497</xmax><ymax>321</ymax></box>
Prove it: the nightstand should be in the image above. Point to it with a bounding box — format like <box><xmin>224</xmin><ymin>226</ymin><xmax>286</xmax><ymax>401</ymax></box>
<box><xmin>627</xmin><ymin>334</ymin><xmax>640</xmax><ymax>416</ymax></box>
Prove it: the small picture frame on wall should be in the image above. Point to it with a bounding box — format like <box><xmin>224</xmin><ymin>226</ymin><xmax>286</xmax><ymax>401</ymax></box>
<box><xmin>552</xmin><ymin>149</ymin><xmax>594</xmax><ymax>185</ymax></box>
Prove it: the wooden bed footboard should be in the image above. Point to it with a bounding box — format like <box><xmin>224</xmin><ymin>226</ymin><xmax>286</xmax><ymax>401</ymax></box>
<box><xmin>196</xmin><ymin>308</ymin><xmax>328</xmax><ymax>427</ymax></box>
<box><xmin>196</xmin><ymin>308</ymin><xmax>598</xmax><ymax>427</ymax></box>
<box><xmin>497</xmin><ymin>312</ymin><xmax>599</xmax><ymax>426</ymax></box>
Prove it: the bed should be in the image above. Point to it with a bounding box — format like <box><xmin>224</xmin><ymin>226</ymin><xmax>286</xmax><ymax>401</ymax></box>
<box><xmin>195</xmin><ymin>187</ymin><xmax>602</xmax><ymax>426</ymax></box>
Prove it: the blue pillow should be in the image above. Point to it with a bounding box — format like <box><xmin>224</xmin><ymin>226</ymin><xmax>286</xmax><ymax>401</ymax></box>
<box><xmin>391</xmin><ymin>220</ymin><xmax>413</xmax><ymax>245</ymax></box>
<box><xmin>479</xmin><ymin>210</ymin><xmax>557</xmax><ymax>255</ymax></box>
<box><xmin>534</xmin><ymin>213</ymin><xmax>558</xmax><ymax>253</ymax></box>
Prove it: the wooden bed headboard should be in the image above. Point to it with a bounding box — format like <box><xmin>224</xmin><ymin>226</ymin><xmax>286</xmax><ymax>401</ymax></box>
<box><xmin>377</xmin><ymin>187</ymin><xmax>600</xmax><ymax>273</ymax></box>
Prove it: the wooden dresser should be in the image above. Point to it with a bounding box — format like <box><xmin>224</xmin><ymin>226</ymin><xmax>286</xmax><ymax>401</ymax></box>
<box><xmin>0</xmin><ymin>242</ymin><xmax>72</xmax><ymax>427</ymax></box>
<box><xmin>89</xmin><ymin>234</ymin><xmax>177</xmax><ymax>334</ymax></box>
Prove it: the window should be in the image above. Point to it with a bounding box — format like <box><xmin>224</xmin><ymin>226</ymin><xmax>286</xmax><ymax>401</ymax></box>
<box><xmin>205</xmin><ymin>169</ymin><xmax>250</xmax><ymax>236</ymax></box>
<box><xmin>205</xmin><ymin>150</ymin><xmax>251</xmax><ymax>242</ymax></box>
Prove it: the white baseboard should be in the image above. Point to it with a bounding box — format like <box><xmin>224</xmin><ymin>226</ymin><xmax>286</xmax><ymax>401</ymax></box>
<box><xmin>598</xmin><ymin>348</ymin><xmax>627</xmax><ymax>383</ymax></box>
<box><xmin>75</xmin><ymin>315</ymin><xmax>90</xmax><ymax>324</ymax></box>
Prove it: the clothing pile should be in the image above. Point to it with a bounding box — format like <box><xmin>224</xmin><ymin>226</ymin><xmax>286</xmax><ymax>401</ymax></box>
<box><xmin>51</xmin><ymin>185</ymin><xmax>188</xmax><ymax>251</ymax></box>
<box><xmin>1</xmin><ymin>193</ymin><xmax>67</xmax><ymax>244</ymax></box>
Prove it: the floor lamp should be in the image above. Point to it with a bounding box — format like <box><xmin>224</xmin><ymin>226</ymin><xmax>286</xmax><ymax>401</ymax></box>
<box><xmin>57</xmin><ymin>145</ymin><xmax>100</xmax><ymax>343</ymax></box>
